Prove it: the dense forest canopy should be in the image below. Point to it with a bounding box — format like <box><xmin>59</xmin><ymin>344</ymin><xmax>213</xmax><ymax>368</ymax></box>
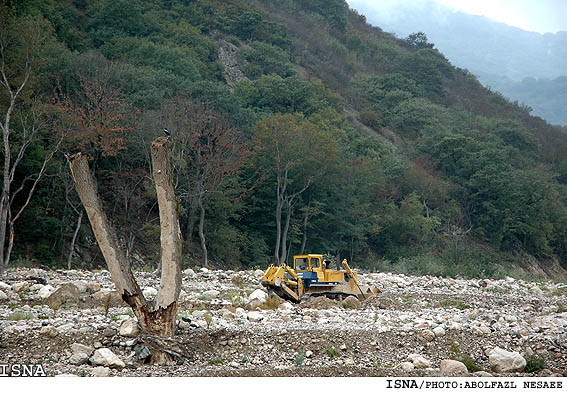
<box><xmin>1</xmin><ymin>0</ymin><xmax>566</xmax><ymax>279</ymax></box>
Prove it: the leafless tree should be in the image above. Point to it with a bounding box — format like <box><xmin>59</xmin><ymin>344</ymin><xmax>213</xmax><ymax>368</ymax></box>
<box><xmin>67</xmin><ymin>137</ymin><xmax>182</xmax><ymax>364</ymax></box>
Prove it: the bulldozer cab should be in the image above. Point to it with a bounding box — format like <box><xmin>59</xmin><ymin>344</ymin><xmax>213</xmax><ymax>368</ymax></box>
<box><xmin>293</xmin><ymin>254</ymin><xmax>322</xmax><ymax>272</ymax></box>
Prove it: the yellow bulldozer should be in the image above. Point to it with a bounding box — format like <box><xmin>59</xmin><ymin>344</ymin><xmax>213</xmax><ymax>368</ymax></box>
<box><xmin>260</xmin><ymin>254</ymin><xmax>379</xmax><ymax>303</ymax></box>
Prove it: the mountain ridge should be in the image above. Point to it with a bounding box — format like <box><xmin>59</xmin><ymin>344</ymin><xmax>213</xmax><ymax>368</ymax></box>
<box><xmin>347</xmin><ymin>0</ymin><xmax>567</xmax><ymax>125</ymax></box>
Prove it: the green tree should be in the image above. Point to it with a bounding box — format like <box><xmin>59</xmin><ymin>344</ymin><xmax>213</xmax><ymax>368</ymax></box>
<box><xmin>238</xmin><ymin>41</ymin><xmax>295</xmax><ymax>79</ymax></box>
<box><xmin>251</xmin><ymin>113</ymin><xmax>338</xmax><ymax>263</ymax></box>
<box><xmin>405</xmin><ymin>32</ymin><xmax>434</xmax><ymax>49</ymax></box>
<box><xmin>0</xmin><ymin>9</ymin><xmax>64</xmax><ymax>273</ymax></box>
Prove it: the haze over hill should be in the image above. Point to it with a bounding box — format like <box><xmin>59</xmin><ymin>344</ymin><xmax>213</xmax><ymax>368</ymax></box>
<box><xmin>348</xmin><ymin>0</ymin><xmax>567</xmax><ymax>125</ymax></box>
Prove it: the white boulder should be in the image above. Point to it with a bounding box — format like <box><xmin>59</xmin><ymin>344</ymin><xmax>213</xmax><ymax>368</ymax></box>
<box><xmin>408</xmin><ymin>354</ymin><xmax>431</xmax><ymax>369</ymax></box>
<box><xmin>440</xmin><ymin>359</ymin><xmax>469</xmax><ymax>375</ymax></box>
<box><xmin>142</xmin><ymin>287</ymin><xmax>158</xmax><ymax>299</ymax></box>
<box><xmin>119</xmin><ymin>318</ymin><xmax>140</xmax><ymax>338</ymax></box>
<box><xmin>92</xmin><ymin>348</ymin><xmax>125</xmax><ymax>369</ymax></box>
<box><xmin>248</xmin><ymin>289</ymin><xmax>268</xmax><ymax>303</ymax></box>
<box><xmin>37</xmin><ymin>285</ymin><xmax>55</xmax><ymax>299</ymax></box>
<box><xmin>247</xmin><ymin>311</ymin><xmax>264</xmax><ymax>322</ymax></box>
<box><xmin>489</xmin><ymin>348</ymin><xmax>526</xmax><ymax>373</ymax></box>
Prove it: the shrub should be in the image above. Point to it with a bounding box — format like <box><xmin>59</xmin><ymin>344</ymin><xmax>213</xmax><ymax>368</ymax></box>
<box><xmin>8</xmin><ymin>311</ymin><xmax>33</xmax><ymax>321</ymax></box>
<box><xmin>458</xmin><ymin>355</ymin><xmax>482</xmax><ymax>372</ymax></box>
<box><xmin>209</xmin><ymin>357</ymin><xmax>224</xmax><ymax>365</ymax></box>
<box><xmin>437</xmin><ymin>299</ymin><xmax>470</xmax><ymax>310</ymax></box>
<box><xmin>524</xmin><ymin>356</ymin><xmax>546</xmax><ymax>373</ymax></box>
<box><xmin>326</xmin><ymin>347</ymin><xmax>339</xmax><ymax>358</ymax></box>
<box><xmin>295</xmin><ymin>350</ymin><xmax>305</xmax><ymax>367</ymax></box>
<box><xmin>259</xmin><ymin>295</ymin><xmax>281</xmax><ymax>310</ymax></box>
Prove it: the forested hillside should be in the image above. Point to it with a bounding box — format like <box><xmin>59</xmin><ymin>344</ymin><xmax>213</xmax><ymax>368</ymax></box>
<box><xmin>2</xmin><ymin>0</ymin><xmax>567</xmax><ymax>279</ymax></box>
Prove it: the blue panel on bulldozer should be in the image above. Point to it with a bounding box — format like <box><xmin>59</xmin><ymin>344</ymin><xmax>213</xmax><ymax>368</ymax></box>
<box><xmin>297</xmin><ymin>271</ymin><xmax>318</xmax><ymax>288</ymax></box>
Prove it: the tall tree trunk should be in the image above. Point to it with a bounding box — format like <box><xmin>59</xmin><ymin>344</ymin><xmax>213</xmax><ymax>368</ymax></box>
<box><xmin>0</xmin><ymin>196</ymin><xmax>8</xmax><ymax>274</ymax></box>
<box><xmin>286</xmin><ymin>232</ymin><xmax>292</xmax><ymax>265</ymax></box>
<box><xmin>299</xmin><ymin>202</ymin><xmax>311</xmax><ymax>254</ymax></box>
<box><xmin>279</xmin><ymin>201</ymin><xmax>293</xmax><ymax>263</ymax></box>
<box><xmin>184</xmin><ymin>200</ymin><xmax>198</xmax><ymax>243</ymax></box>
<box><xmin>197</xmin><ymin>196</ymin><xmax>208</xmax><ymax>267</ymax></box>
<box><xmin>67</xmin><ymin>137</ymin><xmax>182</xmax><ymax>364</ymax></box>
<box><xmin>151</xmin><ymin>137</ymin><xmax>182</xmax><ymax>362</ymax></box>
<box><xmin>67</xmin><ymin>210</ymin><xmax>83</xmax><ymax>270</ymax></box>
<box><xmin>274</xmin><ymin>175</ymin><xmax>284</xmax><ymax>264</ymax></box>
<box><xmin>0</xmin><ymin>108</ymin><xmax>12</xmax><ymax>274</ymax></box>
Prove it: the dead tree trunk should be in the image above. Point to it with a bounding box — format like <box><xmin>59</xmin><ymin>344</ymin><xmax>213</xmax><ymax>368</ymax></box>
<box><xmin>67</xmin><ymin>137</ymin><xmax>181</xmax><ymax>364</ymax></box>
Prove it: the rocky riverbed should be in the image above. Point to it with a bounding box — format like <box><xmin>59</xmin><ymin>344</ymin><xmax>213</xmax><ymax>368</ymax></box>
<box><xmin>0</xmin><ymin>267</ymin><xmax>566</xmax><ymax>377</ymax></box>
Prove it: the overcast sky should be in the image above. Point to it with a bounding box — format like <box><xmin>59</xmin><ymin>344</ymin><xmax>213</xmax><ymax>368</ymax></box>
<box><xmin>347</xmin><ymin>0</ymin><xmax>567</xmax><ymax>34</ymax></box>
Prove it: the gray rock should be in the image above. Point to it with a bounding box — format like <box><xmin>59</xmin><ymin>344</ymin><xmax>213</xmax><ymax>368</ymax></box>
<box><xmin>203</xmin><ymin>289</ymin><xmax>220</xmax><ymax>297</ymax></box>
<box><xmin>420</xmin><ymin>329</ymin><xmax>435</xmax><ymax>342</ymax></box>
<box><xmin>29</xmin><ymin>283</ymin><xmax>43</xmax><ymax>292</ymax></box>
<box><xmin>408</xmin><ymin>354</ymin><xmax>431</xmax><ymax>369</ymax></box>
<box><xmin>279</xmin><ymin>302</ymin><xmax>294</xmax><ymax>311</ymax></box>
<box><xmin>86</xmin><ymin>282</ymin><xmax>102</xmax><ymax>294</ymax></box>
<box><xmin>183</xmin><ymin>268</ymin><xmax>196</xmax><ymax>278</ymax></box>
<box><xmin>142</xmin><ymin>287</ymin><xmax>158</xmax><ymax>299</ymax></box>
<box><xmin>530</xmin><ymin>286</ymin><xmax>544</xmax><ymax>297</ymax></box>
<box><xmin>37</xmin><ymin>285</ymin><xmax>55</xmax><ymax>299</ymax></box>
<box><xmin>45</xmin><ymin>283</ymin><xmax>80</xmax><ymax>307</ymax></box>
<box><xmin>0</xmin><ymin>281</ymin><xmax>11</xmax><ymax>291</ymax></box>
<box><xmin>473</xmin><ymin>371</ymin><xmax>494</xmax><ymax>377</ymax></box>
<box><xmin>40</xmin><ymin>325</ymin><xmax>59</xmax><ymax>337</ymax></box>
<box><xmin>0</xmin><ymin>289</ymin><xmax>7</xmax><ymax>301</ymax></box>
<box><xmin>71</xmin><ymin>280</ymin><xmax>88</xmax><ymax>294</ymax></box>
<box><xmin>139</xmin><ymin>346</ymin><xmax>151</xmax><ymax>361</ymax></box>
<box><xmin>91</xmin><ymin>289</ymin><xmax>122</xmax><ymax>307</ymax></box>
<box><xmin>92</xmin><ymin>348</ymin><xmax>125</xmax><ymax>369</ymax></box>
<box><xmin>125</xmin><ymin>339</ymin><xmax>137</xmax><ymax>347</ymax></box>
<box><xmin>57</xmin><ymin>323</ymin><xmax>76</xmax><ymax>334</ymax></box>
<box><xmin>71</xmin><ymin>343</ymin><xmax>94</xmax><ymax>357</ymax></box>
<box><xmin>218</xmin><ymin>41</ymin><xmax>248</xmax><ymax>87</ymax></box>
<box><xmin>248</xmin><ymin>289</ymin><xmax>267</xmax><ymax>303</ymax></box>
<box><xmin>343</xmin><ymin>295</ymin><xmax>361</xmax><ymax>309</ymax></box>
<box><xmin>103</xmin><ymin>327</ymin><xmax>117</xmax><ymax>337</ymax></box>
<box><xmin>69</xmin><ymin>353</ymin><xmax>89</xmax><ymax>365</ymax></box>
<box><xmin>90</xmin><ymin>366</ymin><xmax>111</xmax><ymax>377</ymax></box>
<box><xmin>440</xmin><ymin>359</ymin><xmax>469</xmax><ymax>375</ymax></box>
<box><xmin>12</xmin><ymin>282</ymin><xmax>30</xmax><ymax>293</ymax></box>
<box><xmin>178</xmin><ymin>320</ymin><xmax>191</xmax><ymax>330</ymax></box>
<box><xmin>433</xmin><ymin>326</ymin><xmax>446</xmax><ymax>337</ymax></box>
<box><xmin>489</xmin><ymin>347</ymin><xmax>526</xmax><ymax>373</ymax></box>
<box><xmin>119</xmin><ymin>318</ymin><xmax>140</xmax><ymax>338</ymax></box>
<box><xmin>247</xmin><ymin>311</ymin><xmax>264</xmax><ymax>322</ymax></box>
<box><xmin>253</xmin><ymin>269</ymin><xmax>264</xmax><ymax>277</ymax></box>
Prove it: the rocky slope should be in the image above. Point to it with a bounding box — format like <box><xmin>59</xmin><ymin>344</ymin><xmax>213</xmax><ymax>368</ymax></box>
<box><xmin>0</xmin><ymin>267</ymin><xmax>566</xmax><ymax>377</ymax></box>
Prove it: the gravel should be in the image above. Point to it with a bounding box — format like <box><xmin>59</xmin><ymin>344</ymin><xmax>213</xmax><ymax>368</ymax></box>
<box><xmin>0</xmin><ymin>267</ymin><xmax>565</xmax><ymax>377</ymax></box>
